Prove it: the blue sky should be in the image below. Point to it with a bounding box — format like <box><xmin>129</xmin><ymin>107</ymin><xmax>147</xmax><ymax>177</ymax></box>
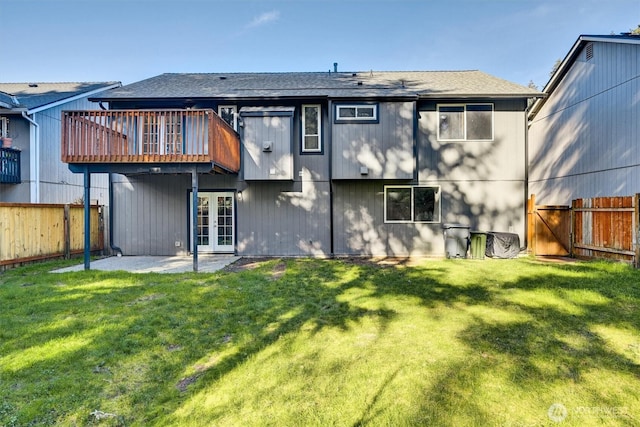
<box><xmin>2</xmin><ymin>0</ymin><xmax>639</xmax><ymax>89</ymax></box>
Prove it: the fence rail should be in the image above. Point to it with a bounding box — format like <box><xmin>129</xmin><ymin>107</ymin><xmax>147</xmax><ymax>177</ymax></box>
<box><xmin>0</xmin><ymin>203</ymin><xmax>104</xmax><ymax>267</ymax></box>
<box><xmin>528</xmin><ymin>194</ymin><xmax>640</xmax><ymax>267</ymax></box>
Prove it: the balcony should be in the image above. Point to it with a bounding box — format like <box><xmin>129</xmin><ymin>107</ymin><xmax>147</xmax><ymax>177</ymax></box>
<box><xmin>61</xmin><ymin>109</ymin><xmax>240</xmax><ymax>174</ymax></box>
<box><xmin>1</xmin><ymin>146</ymin><xmax>21</xmax><ymax>184</ymax></box>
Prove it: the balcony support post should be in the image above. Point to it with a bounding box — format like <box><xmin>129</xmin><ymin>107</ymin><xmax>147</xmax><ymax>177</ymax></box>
<box><xmin>191</xmin><ymin>169</ymin><xmax>199</xmax><ymax>272</ymax></box>
<box><xmin>84</xmin><ymin>167</ymin><xmax>91</xmax><ymax>270</ymax></box>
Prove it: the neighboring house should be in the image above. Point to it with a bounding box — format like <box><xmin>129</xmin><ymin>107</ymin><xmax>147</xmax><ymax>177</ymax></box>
<box><xmin>62</xmin><ymin>71</ymin><xmax>539</xmax><ymax>259</ymax></box>
<box><xmin>0</xmin><ymin>82</ymin><xmax>120</xmax><ymax>204</ymax></box>
<box><xmin>529</xmin><ymin>34</ymin><xmax>640</xmax><ymax>205</ymax></box>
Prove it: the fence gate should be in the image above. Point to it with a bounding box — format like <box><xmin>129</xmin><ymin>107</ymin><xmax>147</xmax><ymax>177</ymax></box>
<box><xmin>528</xmin><ymin>197</ymin><xmax>571</xmax><ymax>256</ymax></box>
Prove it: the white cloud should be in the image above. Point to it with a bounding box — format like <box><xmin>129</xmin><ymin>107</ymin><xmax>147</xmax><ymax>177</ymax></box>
<box><xmin>246</xmin><ymin>10</ymin><xmax>280</xmax><ymax>29</ymax></box>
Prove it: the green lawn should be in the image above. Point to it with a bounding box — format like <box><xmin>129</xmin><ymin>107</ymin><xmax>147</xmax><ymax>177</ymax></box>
<box><xmin>1</xmin><ymin>257</ymin><xmax>639</xmax><ymax>426</ymax></box>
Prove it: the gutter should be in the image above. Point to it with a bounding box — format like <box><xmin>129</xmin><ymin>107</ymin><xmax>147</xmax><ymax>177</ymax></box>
<box><xmin>21</xmin><ymin>111</ymin><xmax>40</xmax><ymax>203</ymax></box>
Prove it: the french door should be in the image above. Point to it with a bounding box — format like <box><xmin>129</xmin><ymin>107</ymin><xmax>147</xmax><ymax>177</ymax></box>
<box><xmin>190</xmin><ymin>192</ymin><xmax>235</xmax><ymax>253</ymax></box>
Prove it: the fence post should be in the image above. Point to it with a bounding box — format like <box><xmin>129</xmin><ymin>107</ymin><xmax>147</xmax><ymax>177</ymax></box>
<box><xmin>64</xmin><ymin>204</ymin><xmax>71</xmax><ymax>259</ymax></box>
<box><xmin>528</xmin><ymin>194</ymin><xmax>536</xmax><ymax>255</ymax></box>
<box><xmin>570</xmin><ymin>199</ymin><xmax>576</xmax><ymax>259</ymax></box>
<box><xmin>635</xmin><ymin>194</ymin><xmax>640</xmax><ymax>268</ymax></box>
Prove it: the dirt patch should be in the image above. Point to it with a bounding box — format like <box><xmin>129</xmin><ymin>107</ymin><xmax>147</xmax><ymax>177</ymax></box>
<box><xmin>270</xmin><ymin>262</ymin><xmax>286</xmax><ymax>280</ymax></box>
<box><xmin>222</xmin><ymin>257</ymin><xmax>273</xmax><ymax>273</ymax></box>
<box><xmin>223</xmin><ymin>256</ymin><xmax>426</xmax><ymax>273</ymax></box>
<box><xmin>176</xmin><ymin>374</ymin><xmax>201</xmax><ymax>393</ymax></box>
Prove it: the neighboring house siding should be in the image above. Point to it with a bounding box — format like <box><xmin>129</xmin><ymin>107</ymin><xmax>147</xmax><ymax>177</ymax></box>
<box><xmin>529</xmin><ymin>41</ymin><xmax>640</xmax><ymax>204</ymax></box>
<box><xmin>35</xmin><ymin>97</ymin><xmax>109</xmax><ymax>204</ymax></box>
<box><xmin>332</xmin><ymin>102</ymin><xmax>414</xmax><ymax>180</ymax></box>
<box><xmin>0</xmin><ymin>117</ymin><xmax>30</xmax><ymax>202</ymax></box>
<box><xmin>0</xmin><ymin>98</ymin><xmax>109</xmax><ymax>204</ymax></box>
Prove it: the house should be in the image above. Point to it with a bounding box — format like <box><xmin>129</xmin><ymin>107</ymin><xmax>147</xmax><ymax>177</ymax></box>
<box><xmin>0</xmin><ymin>81</ymin><xmax>120</xmax><ymax>204</ymax></box>
<box><xmin>62</xmin><ymin>70</ymin><xmax>539</xmax><ymax>264</ymax></box>
<box><xmin>528</xmin><ymin>34</ymin><xmax>640</xmax><ymax>205</ymax></box>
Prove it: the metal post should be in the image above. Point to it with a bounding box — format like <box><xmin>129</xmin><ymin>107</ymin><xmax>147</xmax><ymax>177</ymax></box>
<box><xmin>192</xmin><ymin>169</ymin><xmax>199</xmax><ymax>272</ymax></box>
<box><xmin>84</xmin><ymin>167</ymin><xmax>91</xmax><ymax>270</ymax></box>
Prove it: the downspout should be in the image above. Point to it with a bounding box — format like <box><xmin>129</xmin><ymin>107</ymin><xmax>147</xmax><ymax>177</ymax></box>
<box><xmin>99</xmin><ymin>103</ymin><xmax>123</xmax><ymax>256</ymax></box>
<box><xmin>108</xmin><ymin>173</ymin><xmax>123</xmax><ymax>256</ymax></box>
<box><xmin>524</xmin><ymin>99</ymin><xmax>531</xmax><ymax>251</ymax></box>
<box><xmin>327</xmin><ymin>100</ymin><xmax>334</xmax><ymax>257</ymax></box>
<box><xmin>21</xmin><ymin>111</ymin><xmax>40</xmax><ymax>203</ymax></box>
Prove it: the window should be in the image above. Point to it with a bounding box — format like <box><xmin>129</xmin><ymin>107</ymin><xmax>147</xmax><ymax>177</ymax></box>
<box><xmin>139</xmin><ymin>112</ymin><xmax>183</xmax><ymax>154</ymax></box>
<box><xmin>438</xmin><ymin>104</ymin><xmax>493</xmax><ymax>141</ymax></box>
<box><xmin>302</xmin><ymin>104</ymin><xmax>321</xmax><ymax>152</ymax></box>
<box><xmin>384</xmin><ymin>186</ymin><xmax>441</xmax><ymax>223</ymax></box>
<box><xmin>335</xmin><ymin>104</ymin><xmax>378</xmax><ymax>123</ymax></box>
<box><xmin>218</xmin><ymin>105</ymin><xmax>237</xmax><ymax>131</ymax></box>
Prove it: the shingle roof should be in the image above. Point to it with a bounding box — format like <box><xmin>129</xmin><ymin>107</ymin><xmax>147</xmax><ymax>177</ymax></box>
<box><xmin>0</xmin><ymin>82</ymin><xmax>120</xmax><ymax>110</ymax></box>
<box><xmin>0</xmin><ymin>91</ymin><xmax>18</xmax><ymax>109</ymax></box>
<box><xmin>94</xmin><ymin>71</ymin><xmax>540</xmax><ymax>101</ymax></box>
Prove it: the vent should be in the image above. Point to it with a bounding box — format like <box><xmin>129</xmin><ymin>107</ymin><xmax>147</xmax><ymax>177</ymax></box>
<box><xmin>586</xmin><ymin>43</ymin><xmax>594</xmax><ymax>61</ymax></box>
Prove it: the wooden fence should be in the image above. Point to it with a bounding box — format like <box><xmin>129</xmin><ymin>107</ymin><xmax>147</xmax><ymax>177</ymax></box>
<box><xmin>0</xmin><ymin>203</ymin><xmax>104</xmax><ymax>267</ymax></box>
<box><xmin>528</xmin><ymin>194</ymin><xmax>639</xmax><ymax>267</ymax></box>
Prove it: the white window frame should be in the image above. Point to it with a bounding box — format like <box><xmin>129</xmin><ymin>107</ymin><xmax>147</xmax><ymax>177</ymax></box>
<box><xmin>0</xmin><ymin>117</ymin><xmax>8</xmax><ymax>138</ymax></box>
<box><xmin>302</xmin><ymin>104</ymin><xmax>322</xmax><ymax>153</ymax></box>
<box><xmin>335</xmin><ymin>104</ymin><xmax>378</xmax><ymax>122</ymax></box>
<box><xmin>138</xmin><ymin>113</ymin><xmax>183</xmax><ymax>155</ymax></box>
<box><xmin>437</xmin><ymin>103</ymin><xmax>494</xmax><ymax>142</ymax></box>
<box><xmin>384</xmin><ymin>185</ymin><xmax>441</xmax><ymax>224</ymax></box>
<box><xmin>218</xmin><ymin>105</ymin><xmax>238</xmax><ymax>131</ymax></box>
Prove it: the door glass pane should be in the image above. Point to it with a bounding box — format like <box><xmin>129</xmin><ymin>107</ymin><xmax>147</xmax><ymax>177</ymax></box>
<box><xmin>216</xmin><ymin>196</ymin><xmax>233</xmax><ymax>248</ymax></box>
<box><xmin>197</xmin><ymin>196</ymin><xmax>209</xmax><ymax>245</ymax></box>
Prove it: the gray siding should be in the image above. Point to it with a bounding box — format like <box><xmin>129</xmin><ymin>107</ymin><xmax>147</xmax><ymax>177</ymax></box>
<box><xmin>332</xmin><ymin>102</ymin><xmax>414</xmax><ymax>179</ymax></box>
<box><xmin>111</xmin><ymin>173</ymin><xmax>331</xmax><ymax>257</ymax></box>
<box><xmin>241</xmin><ymin>110</ymin><xmax>294</xmax><ymax>180</ymax></box>
<box><xmin>237</xmin><ymin>181</ymin><xmax>330</xmax><ymax>256</ymax></box>
<box><xmin>418</xmin><ymin>100</ymin><xmax>526</xmax><ymax>182</ymax></box>
<box><xmin>111</xmin><ymin>174</ymin><xmax>190</xmax><ymax>255</ymax></box>
<box><xmin>110</xmin><ymin>97</ymin><xmax>527</xmax><ymax>257</ymax></box>
<box><xmin>332</xmin><ymin>180</ymin><xmax>525</xmax><ymax>256</ymax></box>
<box><xmin>529</xmin><ymin>41</ymin><xmax>640</xmax><ymax>204</ymax></box>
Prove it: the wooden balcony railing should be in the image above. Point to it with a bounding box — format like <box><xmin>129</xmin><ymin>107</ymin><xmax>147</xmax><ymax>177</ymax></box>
<box><xmin>61</xmin><ymin>109</ymin><xmax>240</xmax><ymax>173</ymax></box>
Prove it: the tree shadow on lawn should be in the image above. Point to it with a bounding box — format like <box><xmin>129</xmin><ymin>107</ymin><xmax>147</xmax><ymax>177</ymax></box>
<box><xmin>401</xmin><ymin>260</ymin><xmax>640</xmax><ymax>426</ymax></box>
<box><xmin>2</xmin><ymin>258</ymin><xmax>639</xmax><ymax>426</ymax></box>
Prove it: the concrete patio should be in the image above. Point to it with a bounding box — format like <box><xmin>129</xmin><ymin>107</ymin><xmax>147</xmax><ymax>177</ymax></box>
<box><xmin>53</xmin><ymin>255</ymin><xmax>240</xmax><ymax>274</ymax></box>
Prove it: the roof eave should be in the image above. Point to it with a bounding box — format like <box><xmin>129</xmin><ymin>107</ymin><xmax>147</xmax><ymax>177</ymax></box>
<box><xmin>27</xmin><ymin>82</ymin><xmax>122</xmax><ymax>114</ymax></box>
